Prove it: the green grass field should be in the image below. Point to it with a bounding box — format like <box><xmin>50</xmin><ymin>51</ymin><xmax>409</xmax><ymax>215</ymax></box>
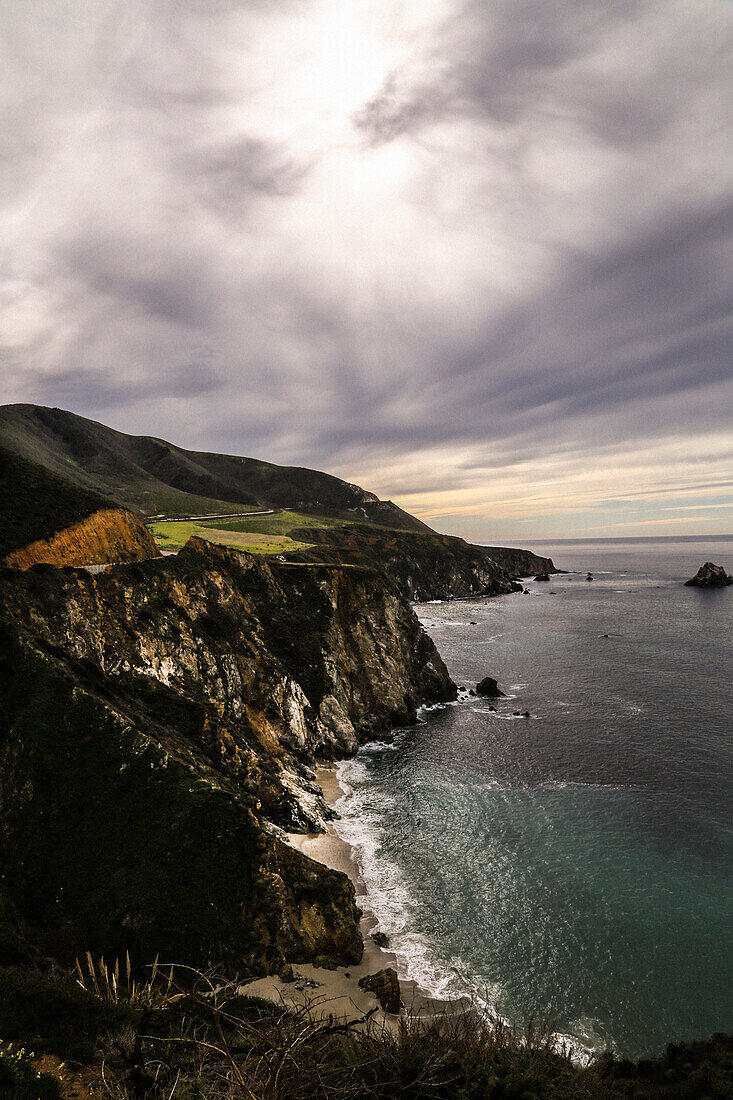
<box><xmin>197</xmin><ymin>510</ymin><xmax>344</xmax><ymax>536</ymax></box>
<box><xmin>147</xmin><ymin>519</ymin><xmax>313</xmax><ymax>555</ymax></box>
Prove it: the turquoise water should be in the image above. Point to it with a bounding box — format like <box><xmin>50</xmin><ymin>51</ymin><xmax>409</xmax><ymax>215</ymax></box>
<box><xmin>333</xmin><ymin>536</ymin><xmax>733</xmax><ymax>1059</ymax></box>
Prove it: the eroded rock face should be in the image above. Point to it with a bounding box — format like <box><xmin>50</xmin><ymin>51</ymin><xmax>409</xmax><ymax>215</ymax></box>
<box><xmin>684</xmin><ymin>562</ymin><xmax>733</xmax><ymax>587</ymax></box>
<box><xmin>0</xmin><ymin>539</ymin><xmax>455</xmax><ymax>975</ymax></box>
<box><xmin>3</xmin><ymin>507</ymin><xmax>159</xmax><ymax>569</ymax></box>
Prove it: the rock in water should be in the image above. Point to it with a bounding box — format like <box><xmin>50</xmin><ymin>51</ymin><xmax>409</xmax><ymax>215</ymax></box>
<box><xmin>371</xmin><ymin>930</ymin><xmax>390</xmax><ymax>948</ymax></box>
<box><xmin>534</xmin><ymin>572</ymin><xmax>551</xmax><ymax>582</ymax></box>
<box><xmin>476</xmin><ymin>675</ymin><xmax>505</xmax><ymax>697</ymax></box>
<box><xmin>684</xmin><ymin>562</ymin><xmax>733</xmax><ymax>587</ymax></box>
<box><xmin>358</xmin><ymin>968</ymin><xmax>402</xmax><ymax>1013</ymax></box>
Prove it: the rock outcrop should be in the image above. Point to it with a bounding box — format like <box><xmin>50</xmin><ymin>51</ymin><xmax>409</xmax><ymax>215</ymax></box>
<box><xmin>358</xmin><ymin>968</ymin><xmax>402</xmax><ymax>1014</ymax></box>
<box><xmin>476</xmin><ymin>676</ymin><xmax>504</xmax><ymax>698</ymax></box>
<box><xmin>0</xmin><ymin>539</ymin><xmax>455</xmax><ymax>974</ymax></box>
<box><xmin>3</xmin><ymin>507</ymin><xmax>160</xmax><ymax>569</ymax></box>
<box><xmin>684</xmin><ymin>562</ymin><xmax>733</xmax><ymax>587</ymax></box>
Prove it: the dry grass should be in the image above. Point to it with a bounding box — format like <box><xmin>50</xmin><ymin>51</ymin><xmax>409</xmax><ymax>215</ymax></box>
<box><xmin>69</xmin><ymin>966</ymin><xmax>588</xmax><ymax>1099</ymax></box>
<box><xmin>53</xmin><ymin>961</ymin><xmax>733</xmax><ymax>1099</ymax></box>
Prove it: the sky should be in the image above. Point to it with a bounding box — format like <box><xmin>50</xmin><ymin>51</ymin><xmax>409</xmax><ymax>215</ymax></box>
<box><xmin>1</xmin><ymin>0</ymin><xmax>732</xmax><ymax>540</ymax></box>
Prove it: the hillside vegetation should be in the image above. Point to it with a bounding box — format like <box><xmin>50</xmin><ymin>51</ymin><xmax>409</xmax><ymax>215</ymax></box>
<box><xmin>146</xmin><ymin>509</ymin><xmax>345</xmax><ymax>555</ymax></box>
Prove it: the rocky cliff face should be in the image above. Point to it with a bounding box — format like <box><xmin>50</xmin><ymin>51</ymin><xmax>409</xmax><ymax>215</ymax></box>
<box><xmin>3</xmin><ymin>507</ymin><xmax>160</xmax><ymax>569</ymax></box>
<box><xmin>480</xmin><ymin>544</ymin><xmax>555</xmax><ymax>580</ymax></box>
<box><xmin>289</xmin><ymin>524</ymin><xmax>556</xmax><ymax>601</ymax></box>
<box><xmin>0</xmin><ymin>540</ymin><xmax>455</xmax><ymax>974</ymax></box>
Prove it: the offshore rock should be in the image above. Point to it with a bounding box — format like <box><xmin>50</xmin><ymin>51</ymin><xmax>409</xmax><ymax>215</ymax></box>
<box><xmin>0</xmin><ymin>538</ymin><xmax>455</xmax><ymax>974</ymax></box>
<box><xmin>358</xmin><ymin>968</ymin><xmax>402</xmax><ymax>1014</ymax></box>
<box><xmin>476</xmin><ymin>676</ymin><xmax>505</xmax><ymax>698</ymax></box>
<box><xmin>684</xmin><ymin>562</ymin><xmax>733</xmax><ymax>587</ymax></box>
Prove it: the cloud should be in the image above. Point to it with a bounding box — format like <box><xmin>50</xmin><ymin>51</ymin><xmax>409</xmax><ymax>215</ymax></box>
<box><xmin>1</xmin><ymin>0</ymin><xmax>732</xmax><ymax>536</ymax></box>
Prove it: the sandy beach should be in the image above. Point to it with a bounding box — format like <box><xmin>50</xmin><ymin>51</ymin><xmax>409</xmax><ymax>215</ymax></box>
<box><xmin>243</xmin><ymin>765</ymin><xmax>446</xmax><ymax>1030</ymax></box>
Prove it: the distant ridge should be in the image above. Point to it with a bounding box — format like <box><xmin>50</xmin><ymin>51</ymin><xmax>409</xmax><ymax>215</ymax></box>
<box><xmin>0</xmin><ymin>403</ymin><xmax>553</xmax><ymax>591</ymax></box>
<box><xmin>0</xmin><ymin>403</ymin><xmax>428</xmax><ymax>533</ymax></box>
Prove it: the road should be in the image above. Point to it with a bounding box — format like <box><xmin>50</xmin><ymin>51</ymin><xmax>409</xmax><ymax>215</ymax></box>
<box><xmin>150</xmin><ymin>509</ymin><xmax>277</xmax><ymax>523</ymax></box>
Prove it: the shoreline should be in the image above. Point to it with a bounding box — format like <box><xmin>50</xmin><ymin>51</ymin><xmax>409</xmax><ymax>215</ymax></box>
<box><xmin>244</xmin><ymin>764</ymin><xmax>456</xmax><ymax>1028</ymax></box>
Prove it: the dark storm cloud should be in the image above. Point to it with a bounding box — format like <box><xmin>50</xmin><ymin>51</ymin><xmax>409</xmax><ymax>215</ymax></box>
<box><xmin>1</xmin><ymin>0</ymin><xmax>732</xmax><ymax>533</ymax></box>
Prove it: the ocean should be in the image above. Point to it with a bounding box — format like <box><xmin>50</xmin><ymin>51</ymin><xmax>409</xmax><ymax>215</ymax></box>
<box><xmin>332</xmin><ymin>535</ymin><xmax>733</xmax><ymax>1060</ymax></box>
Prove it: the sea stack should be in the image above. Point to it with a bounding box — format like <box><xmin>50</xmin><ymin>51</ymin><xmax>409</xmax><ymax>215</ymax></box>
<box><xmin>476</xmin><ymin>676</ymin><xmax>505</xmax><ymax>697</ymax></box>
<box><xmin>684</xmin><ymin>562</ymin><xmax>733</xmax><ymax>587</ymax></box>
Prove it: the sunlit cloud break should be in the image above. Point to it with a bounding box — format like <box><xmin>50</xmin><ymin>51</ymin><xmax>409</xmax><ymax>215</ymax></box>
<box><xmin>1</xmin><ymin>0</ymin><xmax>732</xmax><ymax>538</ymax></box>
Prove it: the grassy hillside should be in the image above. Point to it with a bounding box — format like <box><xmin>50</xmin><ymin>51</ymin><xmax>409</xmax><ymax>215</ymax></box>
<box><xmin>148</xmin><ymin>518</ymin><xmax>316</xmax><ymax>555</ymax></box>
<box><xmin>148</xmin><ymin>509</ymin><xmax>350</xmax><ymax>554</ymax></box>
<box><xmin>0</xmin><ymin>404</ymin><xmax>427</xmax><ymax>531</ymax></box>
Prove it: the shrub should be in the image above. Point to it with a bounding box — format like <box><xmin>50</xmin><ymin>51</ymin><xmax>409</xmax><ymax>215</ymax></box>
<box><xmin>0</xmin><ymin>966</ymin><xmax>136</xmax><ymax>1063</ymax></box>
<box><xmin>0</xmin><ymin>1045</ymin><xmax>62</xmax><ymax>1100</ymax></box>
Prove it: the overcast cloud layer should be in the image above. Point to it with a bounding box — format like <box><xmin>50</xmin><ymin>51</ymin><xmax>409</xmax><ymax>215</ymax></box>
<box><xmin>1</xmin><ymin>0</ymin><xmax>732</xmax><ymax>538</ymax></box>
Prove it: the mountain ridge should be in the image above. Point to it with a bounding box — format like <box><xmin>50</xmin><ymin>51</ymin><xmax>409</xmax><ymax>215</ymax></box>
<box><xmin>0</xmin><ymin>403</ymin><xmax>555</xmax><ymax>589</ymax></box>
<box><xmin>0</xmin><ymin>403</ymin><xmax>428</xmax><ymax>532</ymax></box>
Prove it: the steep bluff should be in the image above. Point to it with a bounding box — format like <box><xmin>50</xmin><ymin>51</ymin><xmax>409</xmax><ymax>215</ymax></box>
<box><xmin>288</xmin><ymin>523</ymin><xmax>555</xmax><ymax>601</ymax></box>
<box><xmin>0</xmin><ymin>540</ymin><xmax>455</xmax><ymax>974</ymax></box>
<box><xmin>3</xmin><ymin>506</ymin><xmax>160</xmax><ymax>569</ymax></box>
<box><xmin>480</xmin><ymin>544</ymin><xmax>555</xmax><ymax>580</ymax></box>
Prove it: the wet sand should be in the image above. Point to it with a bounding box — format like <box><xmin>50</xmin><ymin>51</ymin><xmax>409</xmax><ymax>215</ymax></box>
<box><xmin>243</xmin><ymin>766</ymin><xmax>452</xmax><ymax>1030</ymax></box>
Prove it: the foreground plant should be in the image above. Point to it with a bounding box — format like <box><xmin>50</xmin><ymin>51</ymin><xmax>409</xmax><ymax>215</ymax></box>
<box><xmin>0</xmin><ymin>1043</ymin><xmax>62</xmax><ymax>1100</ymax></box>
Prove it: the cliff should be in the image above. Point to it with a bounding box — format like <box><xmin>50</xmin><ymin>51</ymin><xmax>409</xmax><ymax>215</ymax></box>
<box><xmin>480</xmin><ymin>544</ymin><xmax>556</xmax><ymax>579</ymax></box>
<box><xmin>3</xmin><ymin>506</ymin><xmax>160</xmax><ymax>569</ymax></box>
<box><xmin>0</xmin><ymin>539</ymin><xmax>455</xmax><ymax>974</ymax></box>
<box><xmin>288</xmin><ymin>523</ymin><xmax>555</xmax><ymax>601</ymax></box>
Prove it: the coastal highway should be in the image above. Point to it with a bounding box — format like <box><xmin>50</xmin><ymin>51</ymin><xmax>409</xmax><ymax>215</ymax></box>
<box><xmin>151</xmin><ymin>508</ymin><xmax>277</xmax><ymax>522</ymax></box>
